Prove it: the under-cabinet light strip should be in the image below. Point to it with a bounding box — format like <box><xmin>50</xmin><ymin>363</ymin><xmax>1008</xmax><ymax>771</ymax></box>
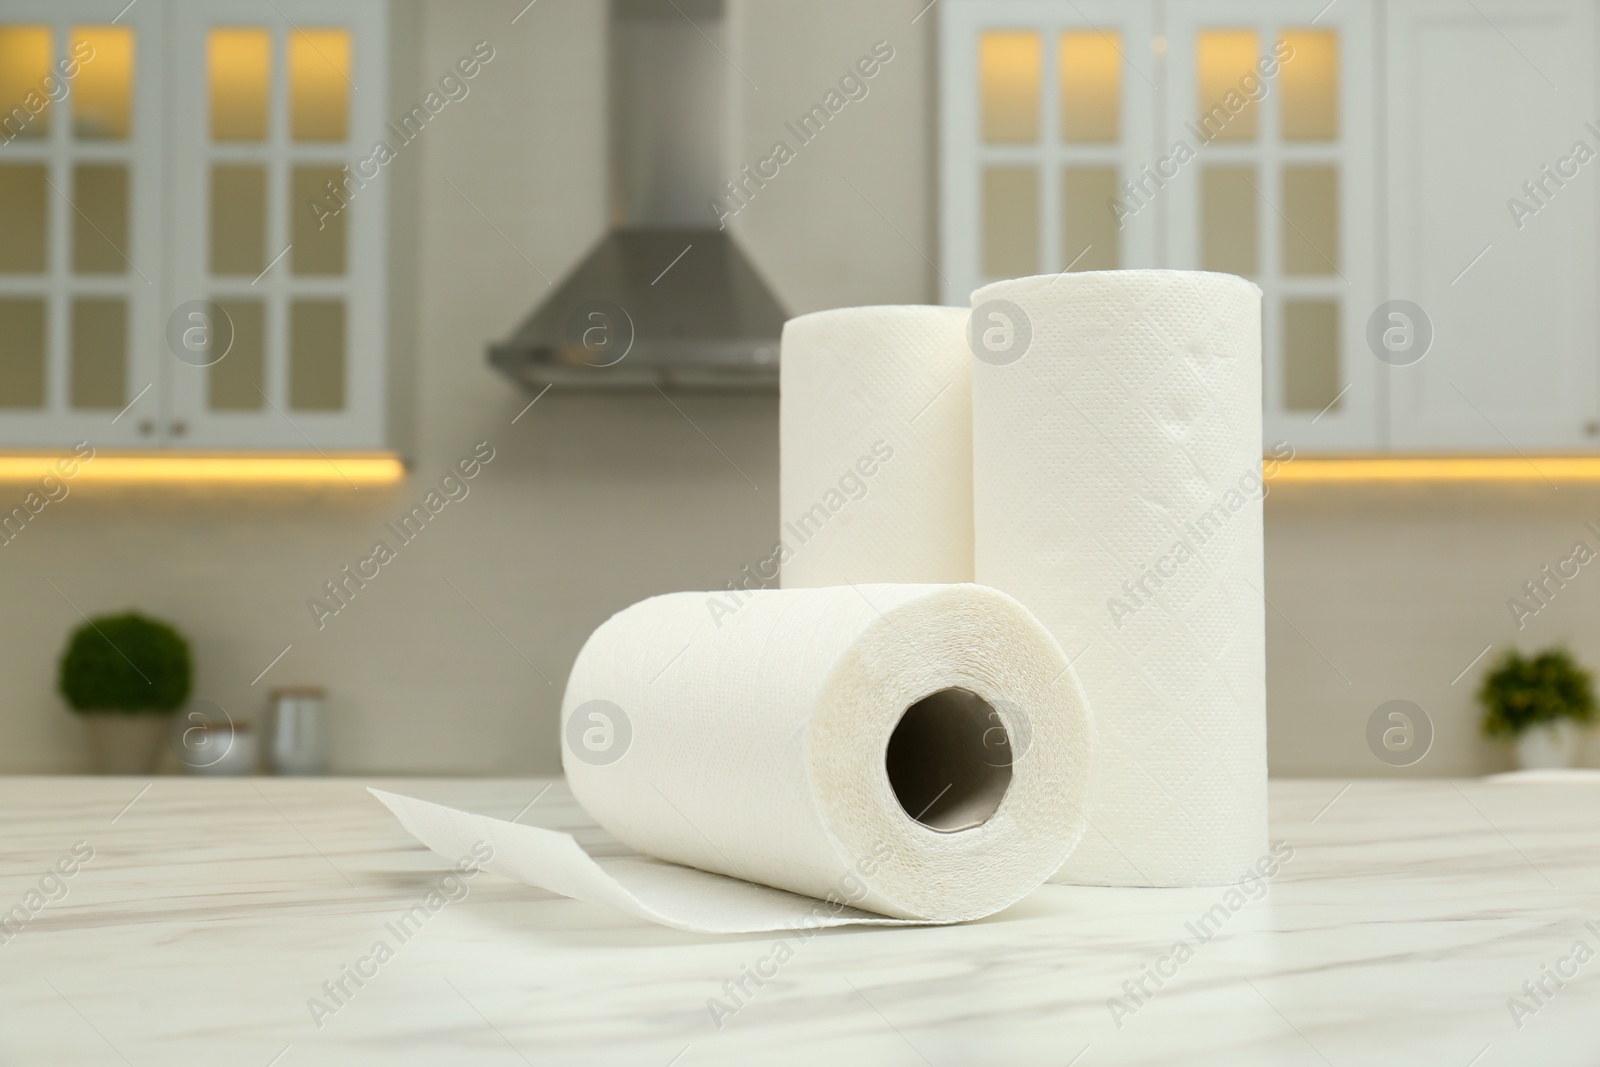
<box><xmin>0</xmin><ymin>452</ymin><xmax>406</xmax><ymax>484</ymax></box>
<box><xmin>1266</xmin><ymin>456</ymin><xmax>1600</xmax><ymax>483</ymax></box>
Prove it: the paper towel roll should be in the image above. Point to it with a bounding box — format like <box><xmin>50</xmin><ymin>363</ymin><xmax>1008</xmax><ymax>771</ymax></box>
<box><xmin>779</xmin><ymin>306</ymin><xmax>973</xmax><ymax>587</ymax></box>
<box><xmin>970</xmin><ymin>270</ymin><xmax>1267</xmax><ymax>888</ymax></box>
<box><xmin>376</xmin><ymin>583</ymin><xmax>1096</xmax><ymax>933</ymax></box>
<box><xmin>565</xmin><ymin>583</ymin><xmax>1094</xmax><ymax>922</ymax></box>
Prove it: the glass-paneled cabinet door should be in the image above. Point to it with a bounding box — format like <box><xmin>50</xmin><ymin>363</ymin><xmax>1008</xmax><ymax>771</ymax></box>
<box><xmin>940</xmin><ymin>0</ymin><xmax>1159</xmax><ymax>305</ymax></box>
<box><xmin>1165</xmin><ymin>0</ymin><xmax>1377</xmax><ymax>452</ymax></box>
<box><xmin>166</xmin><ymin>0</ymin><xmax>387</xmax><ymax>449</ymax></box>
<box><xmin>0</xmin><ymin>0</ymin><xmax>164</xmax><ymax>448</ymax></box>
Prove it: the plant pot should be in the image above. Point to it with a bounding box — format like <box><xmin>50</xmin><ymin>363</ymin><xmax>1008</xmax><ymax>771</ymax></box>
<box><xmin>1514</xmin><ymin>720</ymin><xmax>1584</xmax><ymax>770</ymax></box>
<box><xmin>82</xmin><ymin>713</ymin><xmax>169</xmax><ymax>774</ymax></box>
<box><xmin>188</xmin><ymin>726</ymin><xmax>258</xmax><ymax>776</ymax></box>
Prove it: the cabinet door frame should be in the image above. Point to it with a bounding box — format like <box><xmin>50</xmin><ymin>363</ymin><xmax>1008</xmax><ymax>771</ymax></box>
<box><xmin>1384</xmin><ymin>0</ymin><xmax>1599</xmax><ymax>452</ymax></box>
<box><xmin>165</xmin><ymin>0</ymin><xmax>388</xmax><ymax>450</ymax></box>
<box><xmin>1164</xmin><ymin>0</ymin><xmax>1378</xmax><ymax>453</ymax></box>
<box><xmin>940</xmin><ymin>0</ymin><xmax>1161</xmax><ymax>305</ymax></box>
<box><xmin>0</xmin><ymin>0</ymin><xmax>165</xmax><ymax>448</ymax></box>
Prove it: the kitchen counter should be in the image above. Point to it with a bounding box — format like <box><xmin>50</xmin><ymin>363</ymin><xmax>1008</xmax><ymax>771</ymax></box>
<box><xmin>2</xmin><ymin>776</ymin><xmax>1596</xmax><ymax>1066</ymax></box>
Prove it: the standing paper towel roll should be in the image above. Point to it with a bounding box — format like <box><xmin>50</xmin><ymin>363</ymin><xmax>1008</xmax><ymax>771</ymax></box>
<box><xmin>971</xmin><ymin>270</ymin><xmax>1266</xmax><ymax>888</ymax></box>
<box><xmin>376</xmin><ymin>584</ymin><xmax>1096</xmax><ymax>933</ymax></box>
<box><xmin>780</xmin><ymin>306</ymin><xmax>973</xmax><ymax>587</ymax></box>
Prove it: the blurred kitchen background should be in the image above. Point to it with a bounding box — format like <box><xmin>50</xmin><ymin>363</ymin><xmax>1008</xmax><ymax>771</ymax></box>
<box><xmin>0</xmin><ymin>0</ymin><xmax>1595</xmax><ymax>777</ymax></box>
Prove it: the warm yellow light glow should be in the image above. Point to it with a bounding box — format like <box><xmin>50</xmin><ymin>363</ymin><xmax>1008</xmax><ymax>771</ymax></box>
<box><xmin>1060</xmin><ymin>30</ymin><xmax>1120</xmax><ymax>143</ymax></box>
<box><xmin>72</xmin><ymin>25</ymin><xmax>134</xmax><ymax>139</ymax></box>
<box><xmin>1266</xmin><ymin>456</ymin><xmax>1600</xmax><ymax>484</ymax></box>
<box><xmin>0</xmin><ymin>452</ymin><xmax>404</xmax><ymax>485</ymax></box>
<box><xmin>210</xmin><ymin>27</ymin><xmax>271</xmax><ymax>141</ymax></box>
<box><xmin>980</xmin><ymin>30</ymin><xmax>1041</xmax><ymax>143</ymax></box>
<box><xmin>1279</xmin><ymin>29</ymin><xmax>1338</xmax><ymax>141</ymax></box>
<box><xmin>1196</xmin><ymin>29</ymin><xmax>1259</xmax><ymax>142</ymax></box>
<box><xmin>0</xmin><ymin>26</ymin><xmax>54</xmax><ymax>138</ymax></box>
<box><xmin>289</xmin><ymin>28</ymin><xmax>349</xmax><ymax>141</ymax></box>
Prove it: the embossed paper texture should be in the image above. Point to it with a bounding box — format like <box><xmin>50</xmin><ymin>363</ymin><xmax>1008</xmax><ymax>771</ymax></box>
<box><xmin>972</xmin><ymin>270</ymin><xmax>1268</xmax><ymax>888</ymax></box>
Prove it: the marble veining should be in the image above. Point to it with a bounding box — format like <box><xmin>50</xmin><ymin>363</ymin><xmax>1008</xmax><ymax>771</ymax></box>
<box><xmin>1</xmin><ymin>776</ymin><xmax>1597</xmax><ymax>1065</ymax></box>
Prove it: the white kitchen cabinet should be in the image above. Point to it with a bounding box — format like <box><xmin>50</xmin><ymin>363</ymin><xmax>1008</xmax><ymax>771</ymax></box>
<box><xmin>0</xmin><ymin>0</ymin><xmax>166</xmax><ymax>447</ymax></box>
<box><xmin>941</xmin><ymin>0</ymin><xmax>1600</xmax><ymax>456</ymax></box>
<box><xmin>1385</xmin><ymin>0</ymin><xmax>1598</xmax><ymax>451</ymax></box>
<box><xmin>940</xmin><ymin>0</ymin><xmax>1161</xmax><ymax>297</ymax></box>
<box><xmin>0</xmin><ymin>0</ymin><xmax>390</xmax><ymax>452</ymax></box>
<box><xmin>1164</xmin><ymin>0</ymin><xmax>1377</xmax><ymax>453</ymax></box>
<box><xmin>166</xmin><ymin>0</ymin><xmax>389</xmax><ymax>450</ymax></box>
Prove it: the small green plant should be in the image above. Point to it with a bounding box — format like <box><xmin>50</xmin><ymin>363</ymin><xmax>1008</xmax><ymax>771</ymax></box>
<box><xmin>1479</xmin><ymin>647</ymin><xmax>1596</xmax><ymax>738</ymax></box>
<box><xmin>58</xmin><ymin>612</ymin><xmax>191</xmax><ymax>714</ymax></box>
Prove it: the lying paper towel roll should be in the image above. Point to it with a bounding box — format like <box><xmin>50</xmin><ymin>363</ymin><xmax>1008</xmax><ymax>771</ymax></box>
<box><xmin>971</xmin><ymin>270</ymin><xmax>1266</xmax><ymax>888</ymax></box>
<box><xmin>562</xmin><ymin>583</ymin><xmax>1095</xmax><ymax>925</ymax></box>
<box><xmin>779</xmin><ymin>306</ymin><xmax>973</xmax><ymax>587</ymax></box>
<box><xmin>378</xmin><ymin>585</ymin><xmax>1095</xmax><ymax>932</ymax></box>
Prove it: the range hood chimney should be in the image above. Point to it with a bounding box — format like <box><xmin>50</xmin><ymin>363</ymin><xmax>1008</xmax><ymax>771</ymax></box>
<box><xmin>489</xmin><ymin>0</ymin><xmax>787</xmax><ymax>390</ymax></box>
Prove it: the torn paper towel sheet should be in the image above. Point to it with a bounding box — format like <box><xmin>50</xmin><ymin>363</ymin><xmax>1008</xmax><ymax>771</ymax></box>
<box><xmin>779</xmin><ymin>306</ymin><xmax>974</xmax><ymax>587</ymax></box>
<box><xmin>375</xmin><ymin>584</ymin><xmax>1097</xmax><ymax>933</ymax></box>
<box><xmin>971</xmin><ymin>270</ymin><xmax>1267</xmax><ymax>889</ymax></box>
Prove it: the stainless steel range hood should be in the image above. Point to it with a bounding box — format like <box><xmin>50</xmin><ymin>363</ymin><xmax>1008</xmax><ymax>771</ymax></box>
<box><xmin>489</xmin><ymin>0</ymin><xmax>786</xmax><ymax>390</ymax></box>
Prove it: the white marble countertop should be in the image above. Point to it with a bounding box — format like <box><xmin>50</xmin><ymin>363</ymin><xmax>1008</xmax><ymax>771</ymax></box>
<box><xmin>2</xmin><ymin>776</ymin><xmax>1597</xmax><ymax>1066</ymax></box>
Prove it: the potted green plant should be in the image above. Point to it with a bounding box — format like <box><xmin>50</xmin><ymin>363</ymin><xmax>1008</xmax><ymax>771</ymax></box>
<box><xmin>1479</xmin><ymin>647</ymin><xmax>1595</xmax><ymax>769</ymax></box>
<box><xmin>58</xmin><ymin>612</ymin><xmax>192</xmax><ymax>774</ymax></box>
